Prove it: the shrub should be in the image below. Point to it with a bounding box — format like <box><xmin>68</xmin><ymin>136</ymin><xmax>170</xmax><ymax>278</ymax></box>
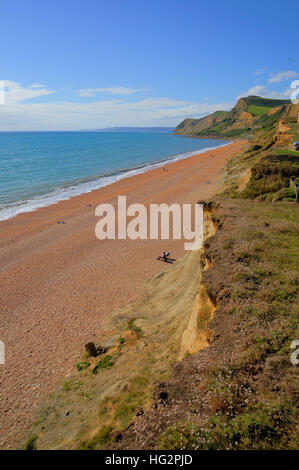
<box><xmin>24</xmin><ymin>435</ymin><xmax>38</xmax><ymax>450</ymax></box>
<box><xmin>80</xmin><ymin>425</ymin><xmax>113</xmax><ymax>450</ymax></box>
<box><xmin>126</xmin><ymin>318</ymin><xmax>143</xmax><ymax>337</ymax></box>
<box><xmin>92</xmin><ymin>355</ymin><xmax>114</xmax><ymax>374</ymax></box>
<box><xmin>77</xmin><ymin>361</ymin><xmax>91</xmax><ymax>372</ymax></box>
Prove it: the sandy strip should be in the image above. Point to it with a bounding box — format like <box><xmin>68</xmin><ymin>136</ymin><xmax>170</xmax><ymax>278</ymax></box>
<box><xmin>0</xmin><ymin>140</ymin><xmax>244</xmax><ymax>448</ymax></box>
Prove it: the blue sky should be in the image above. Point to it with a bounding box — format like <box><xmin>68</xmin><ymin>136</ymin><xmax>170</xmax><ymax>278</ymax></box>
<box><xmin>0</xmin><ymin>0</ymin><xmax>298</xmax><ymax>130</ymax></box>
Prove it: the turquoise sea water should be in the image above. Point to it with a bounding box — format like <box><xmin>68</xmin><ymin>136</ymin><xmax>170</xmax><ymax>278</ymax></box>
<box><xmin>0</xmin><ymin>131</ymin><xmax>227</xmax><ymax>221</ymax></box>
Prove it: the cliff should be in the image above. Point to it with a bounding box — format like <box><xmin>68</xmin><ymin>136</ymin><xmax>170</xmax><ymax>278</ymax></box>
<box><xmin>174</xmin><ymin>96</ymin><xmax>292</xmax><ymax>140</ymax></box>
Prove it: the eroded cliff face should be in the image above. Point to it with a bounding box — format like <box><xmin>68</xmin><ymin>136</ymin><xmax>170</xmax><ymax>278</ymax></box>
<box><xmin>179</xmin><ymin>285</ymin><xmax>215</xmax><ymax>359</ymax></box>
<box><xmin>179</xmin><ymin>204</ymin><xmax>218</xmax><ymax>359</ymax></box>
<box><xmin>274</xmin><ymin>103</ymin><xmax>299</xmax><ymax>146</ymax></box>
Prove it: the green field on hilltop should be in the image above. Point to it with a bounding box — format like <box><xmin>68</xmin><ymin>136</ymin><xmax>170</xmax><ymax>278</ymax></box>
<box><xmin>273</xmin><ymin>148</ymin><xmax>299</xmax><ymax>156</ymax></box>
<box><xmin>214</xmin><ymin>110</ymin><xmax>228</xmax><ymax>117</ymax></box>
<box><xmin>247</xmin><ymin>104</ymin><xmax>273</xmax><ymax>116</ymax></box>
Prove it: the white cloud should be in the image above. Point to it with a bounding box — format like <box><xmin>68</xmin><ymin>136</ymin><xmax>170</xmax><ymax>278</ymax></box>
<box><xmin>29</xmin><ymin>83</ymin><xmax>47</xmax><ymax>89</ymax></box>
<box><xmin>241</xmin><ymin>85</ymin><xmax>267</xmax><ymax>97</ymax></box>
<box><xmin>267</xmin><ymin>70</ymin><xmax>298</xmax><ymax>83</ymax></box>
<box><xmin>240</xmin><ymin>69</ymin><xmax>299</xmax><ymax>101</ymax></box>
<box><xmin>77</xmin><ymin>86</ymin><xmax>149</xmax><ymax>96</ymax></box>
<box><xmin>239</xmin><ymin>84</ymin><xmax>292</xmax><ymax>100</ymax></box>
<box><xmin>1</xmin><ymin>80</ymin><xmax>55</xmax><ymax>104</ymax></box>
<box><xmin>255</xmin><ymin>67</ymin><xmax>268</xmax><ymax>75</ymax></box>
<box><xmin>0</xmin><ymin>81</ymin><xmax>231</xmax><ymax>131</ymax></box>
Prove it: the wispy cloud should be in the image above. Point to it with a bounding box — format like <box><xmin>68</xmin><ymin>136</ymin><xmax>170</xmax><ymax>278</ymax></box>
<box><xmin>29</xmin><ymin>83</ymin><xmax>48</xmax><ymax>89</ymax></box>
<box><xmin>2</xmin><ymin>80</ymin><xmax>55</xmax><ymax>103</ymax></box>
<box><xmin>267</xmin><ymin>70</ymin><xmax>298</xmax><ymax>83</ymax></box>
<box><xmin>0</xmin><ymin>80</ymin><xmax>231</xmax><ymax>130</ymax></box>
<box><xmin>239</xmin><ymin>84</ymin><xmax>292</xmax><ymax>100</ymax></box>
<box><xmin>255</xmin><ymin>67</ymin><xmax>268</xmax><ymax>76</ymax></box>
<box><xmin>77</xmin><ymin>86</ymin><xmax>149</xmax><ymax>97</ymax></box>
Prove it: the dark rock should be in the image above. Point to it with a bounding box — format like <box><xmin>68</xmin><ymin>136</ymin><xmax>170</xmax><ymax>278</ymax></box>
<box><xmin>85</xmin><ymin>342</ymin><xmax>97</xmax><ymax>357</ymax></box>
<box><xmin>158</xmin><ymin>391</ymin><xmax>169</xmax><ymax>402</ymax></box>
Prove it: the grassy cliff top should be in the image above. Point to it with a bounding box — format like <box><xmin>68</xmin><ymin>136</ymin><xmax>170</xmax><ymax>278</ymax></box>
<box><xmin>174</xmin><ymin>95</ymin><xmax>293</xmax><ymax>140</ymax></box>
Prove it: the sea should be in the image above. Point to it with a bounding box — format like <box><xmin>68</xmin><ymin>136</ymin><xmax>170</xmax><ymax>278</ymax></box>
<box><xmin>0</xmin><ymin>131</ymin><xmax>228</xmax><ymax>221</ymax></box>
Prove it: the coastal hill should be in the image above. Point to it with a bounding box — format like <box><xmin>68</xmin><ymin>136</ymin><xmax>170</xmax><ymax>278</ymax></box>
<box><xmin>175</xmin><ymin>95</ymin><xmax>299</xmax><ymax>203</ymax></box>
<box><xmin>174</xmin><ymin>96</ymin><xmax>292</xmax><ymax>140</ymax></box>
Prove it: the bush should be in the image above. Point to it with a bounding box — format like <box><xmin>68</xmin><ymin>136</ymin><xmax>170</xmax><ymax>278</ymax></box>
<box><xmin>92</xmin><ymin>355</ymin><xmax>114</xmax><ymax>374</ymax></box>
<box><xmin>24</xmin><ymin>435</ymin><xmax>38</xmax><ymax>450</ymax></box>
<box><xmin>126</xmin><ymin>318</ymin><xmax>143</xmax><ymax>337</ymax></box>
<box><xmin>77</xmin><ymin>361</ymin><xmax>91</xmax><ymax>371</ymax></box>
<box><xmin>80</xmin><ymin>425</ymin><xmax>112</xmax><ymax>450</ymax></box>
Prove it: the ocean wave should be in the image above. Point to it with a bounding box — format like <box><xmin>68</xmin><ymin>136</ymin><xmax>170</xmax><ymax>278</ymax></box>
<box><xmin>0</xmin><ymin>141</ymin><xmax>231</xmax><ymax>222</ymax></box>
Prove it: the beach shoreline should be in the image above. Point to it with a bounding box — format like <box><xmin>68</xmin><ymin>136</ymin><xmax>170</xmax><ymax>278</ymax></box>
<box><xmin>0</xmin><ymin>140</ymin><xmax>245</xmax><ymax>449</ymax></box>
<box><xmin>0</xmin><ymin>140</ymin><xmax>231</xmax><ymax>223</ymax></box>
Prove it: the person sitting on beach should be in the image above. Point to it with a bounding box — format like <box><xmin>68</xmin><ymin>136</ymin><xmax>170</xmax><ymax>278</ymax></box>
<box><xmin>157</xmin><ymin>251</ymin><xmax>170</xmax><ymax>262</ymax></box>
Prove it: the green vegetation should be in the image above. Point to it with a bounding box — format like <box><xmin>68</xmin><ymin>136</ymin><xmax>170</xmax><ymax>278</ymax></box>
<box><xmin>76</xmin><ymin>361</ymin><xmax>91</xmax><ymax>372</ymax></box>
<box><xmin>80</xmin><ymin>372</ymin><xmax>152</xmax><ymax>449</ymax></box>
<box><xmin>245</xmin><ymin>96</ymin><xmax>290</xmax><ymax>108</ymax></box>
<box><xmin>92</xmin><ymin>355</ymin><xmax>114</xmax><ymax>374</ymax></box>
<box><xmin>63</xmin><ymin>380</ymin><xmax>72</xmax><ymax>392</ymax></box>
<box><xmin>197</xmin><ymin>125</ymin><xmax>248</xmax><ymax>139</ymax></box>
<box><xmin>24</xmin><ymin>435</ymin><xmax>38</xmax><ymax>450</ymax></box>
<box><xmin>126</xmin><ymin>318</ymin><xmax>143</xmax><ymax>337</ymax></box>
<box><xmin>247</xmin><ymin>104</ymin><xmax>273</xmax><ymax>116</ymax></box>
<box><xmin>80</xmin><ymin>425</ymin><xmax>113</xmax><ymax>450</ymax></box>
<box><xmin>241</xmin><ymin>154</ymin><xmax>299</xmax><ymax>201</ymax></box>
<box><xmin>273</xmin><ymin>149</ymin><xmax>299</xmax><ymax>156</ymax></box>
<box><xmin>214</xmin><ymin>110</ymin><xmax>228</xmax><ymax>117</ymax></box>
<box><xmin>63</xmin><ymin>379</ymin><xmax>83</xmax><ymax>392</ymax></box>
<box><xmin>159</xmin><ymin>401</ymin><xmax>294</xmax><ymax>450</ymax></box>
<box><xmin>254</xmin><ymin>106</ymin><xmax>285</xmax><ymax>135</ymax></box>
<box><xmin>113</xmin><ymin>374</ymin><xmax>150</xmax><ymax>427</ymax></box>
